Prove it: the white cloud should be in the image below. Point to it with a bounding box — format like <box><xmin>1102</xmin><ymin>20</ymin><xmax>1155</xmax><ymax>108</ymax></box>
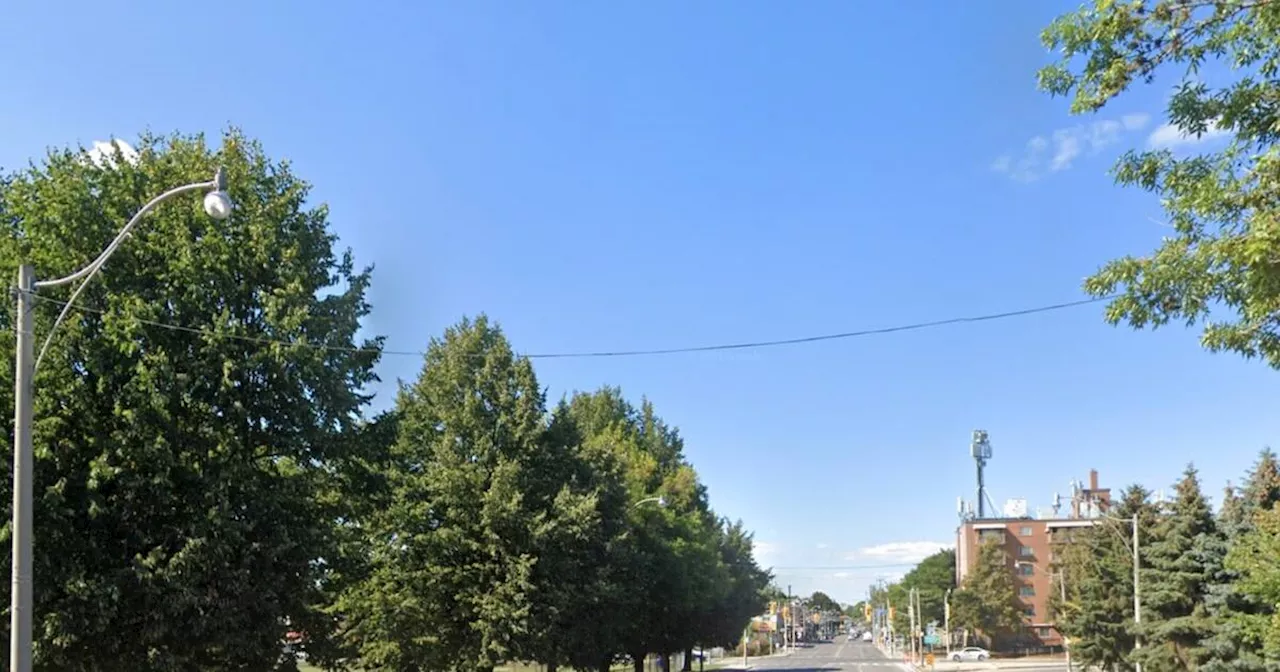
<box><xmin>832</xmin><ymin>571</ymin><xmax>852</xmax><ymax>580</ymax></box>
<box><xmin>84</xmin><ymin>139</ymin><xmax>139</xmax><ymax>169</ymax></box>
<box><xmin>1147</xmin><ymin>120</ymin><xmax>1230</xmax><ymax>149</ymax></box>
<box><xmin>816</xmin><ymin>542</ymin><xmax>829</xmax><ymax>550</ymax></box>
<box><xmin>1123</xmin><ymin>113</ymin><xmax>1151</xmax><ymax>130</ymax></box>
<box><xmin>993</xmin><ymin>114</ymin><xmax>1150</xmax><ymax>182</ymax></box>
<box><xmin>753</xmin><ymin>541</ymin><xmax>779</xmax><ymax>562</ymax></box>
<box><xmin>846</xmin><ymin>541</ymin><xmax>954</xmax><ymax>565</ymax></box>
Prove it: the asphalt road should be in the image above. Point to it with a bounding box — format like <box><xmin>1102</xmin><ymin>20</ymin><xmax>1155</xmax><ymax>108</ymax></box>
<box><xmin>715</xmin><ymin>640</ymin><xmax>1072</xmax><ymax>672</ymax></box>
<box><xmin>718</xmin><ymin>639</ymin><xmax>908</xmax><ymax>672</ymax></box>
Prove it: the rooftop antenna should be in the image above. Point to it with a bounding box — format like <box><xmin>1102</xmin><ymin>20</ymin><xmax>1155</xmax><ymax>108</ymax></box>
<box><xmin>1052</xmin><ymin>492</ymin><xmax>1062</xmax><ymax>517</ymax></box>
<box><xmin>971</xmin><ymin>430</ymin><xmax>992</xmax><ymax>519</ymax></box>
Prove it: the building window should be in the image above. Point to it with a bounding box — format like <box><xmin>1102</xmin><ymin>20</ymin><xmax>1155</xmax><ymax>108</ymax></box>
<box><xmin>979</xmin><ymin>530</ymin><xmax>1005</xmax><ymax>543</ymax></box>
<box><xmin>1023</xmin><ymin>606</ymin><xmax>1036</xmax><ymax>617</ymax></box>
<box><xmin>1037</xmin><ymin>627</ymin><xmax>1052</xmax><ymax>638</ymax></box>
<box><xmin>1020</xmin><ymin>526</ymin><xmax>1033</xmax><ymax>536</ymax></box>
<box><xmin>1020</xmin><ymin>586</ymin><xmax>1035</xmax><ymax>597</ymax></box>
<box><xmin>1019</xmin><ymin>545</ymin><xmax>1034</xmax><ymax>557</ymax></box>
<box><xmin>1017</xmin><ymin>564</ymin><xmax>1034</xmax><ymax>576</ymax></box>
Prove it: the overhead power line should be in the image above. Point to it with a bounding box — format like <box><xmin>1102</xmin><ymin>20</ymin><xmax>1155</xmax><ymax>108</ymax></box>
<box><xmin>767</xmin><ymin>562</ymin><xmax>919</xmax><ymax>570</ymax></box>
<box><xmin>24</xmin><ymin>292</ymin><xmax>1112</xmax><ymax>361</ymax></box>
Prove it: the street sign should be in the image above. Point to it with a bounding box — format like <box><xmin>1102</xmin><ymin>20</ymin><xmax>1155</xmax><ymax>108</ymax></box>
<box><xmin>923</xmin><ymin>635</ymin><xmax>940</xmax><ymax>646</ymax></box>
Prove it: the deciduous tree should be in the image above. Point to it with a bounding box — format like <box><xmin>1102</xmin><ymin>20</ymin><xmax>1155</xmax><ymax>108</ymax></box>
<box><xmin>338</xmin><ymin>316</ymin><xmax>545</xmax><ymax>672</ymax></box>
<box><xmin>1040</xmin><ymin>0</ymin><xmax>1280</xmax><ymax>367</ymax></box>
<box><xmin>0</xmin><ymin>131</ymin><xmax>383</xmax><ymax>670</ymax></box>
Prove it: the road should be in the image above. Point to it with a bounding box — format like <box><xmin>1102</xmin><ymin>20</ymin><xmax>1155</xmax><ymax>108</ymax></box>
<box><xmin>717</xmin><ymin>639</ymin><xmax>908</xmax><ymax>672</ymax></box>
<box><xmin>714</xmin><ymin>639</ymin><xmax>1072</xmax><ymax>672</ymax></box>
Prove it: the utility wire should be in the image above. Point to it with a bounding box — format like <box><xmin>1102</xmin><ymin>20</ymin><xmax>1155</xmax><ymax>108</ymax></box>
<box><xmin>24</xmin><ymin>292</ymin><xmax>1113</xmax><ymax>361</ymax></box>
<box><xmin>767</xmin><ymin>563</ymin><xmax>920</xmax><ymax>570</ymax></box>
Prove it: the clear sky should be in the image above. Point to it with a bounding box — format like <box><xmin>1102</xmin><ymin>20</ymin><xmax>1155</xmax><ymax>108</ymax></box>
<box><xmin>5</xmin><ymin>1</ymin><xmax>1276</xmax><ymax>605</ymax></box>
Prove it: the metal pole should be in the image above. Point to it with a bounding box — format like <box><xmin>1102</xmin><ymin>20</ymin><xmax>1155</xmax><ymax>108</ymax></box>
<box><xmin>11</xmin><ymin>265</ymin><xmax>34</xmax><ymax>672</ymax></box>
<box><xmin>944</xmin><ymin>588</ymin><xmax>951</xmax><ymax>658</ymax></box>
<box><xmin>1059</xmin><ymin>572</ymin><xmax>1071</xmax><ymax>672</ymax></box>
<box><xmin>1132</xmin><ymin>516</ymin><xmax>1142</xmax><ymax>672</ymax></box>
<box><xmin>908</xmin><ymin>590</ymin><xmax>915</xmax><ymax>664</ymax></box>
<box><xmin>787</xmin><ymin>586</ymin><xmax>793</xmax><ymax>652</ymax></box>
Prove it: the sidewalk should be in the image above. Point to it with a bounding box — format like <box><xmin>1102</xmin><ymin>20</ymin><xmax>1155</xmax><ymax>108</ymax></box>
<box><xmin>901</xmin><ymin>658</ymin><xmax>1070</xmax><ymax>672</ymax></box>
<box><xmin>707</xmin><ymin>647</ymin><xmax>793</xmax><ymax>670</ymax></box>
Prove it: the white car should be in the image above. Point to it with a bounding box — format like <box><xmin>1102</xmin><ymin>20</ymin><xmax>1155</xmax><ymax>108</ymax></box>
<box><xmin>951</xmin><ymin>647</ymin><xmax>989</xmax><ymax>662</ymax></box>
<box><xmin>861</xmin><ymin>631</ymin><xmax>873</xmax><ymax>642</ymax></box>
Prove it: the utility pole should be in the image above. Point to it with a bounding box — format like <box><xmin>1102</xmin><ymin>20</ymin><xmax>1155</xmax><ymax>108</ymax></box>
<box><xmin>908</xmin><ymin>589</ymin><xmax>917</xmax><ymax>665</ymax></box>
<box><xmin>944</xmin><ymin>588</ymin><xmax>952</xmax><ymax>658</ymax></box>
<box><xmin>787</xmin><ymin>585</ymin><xmax>793</xmax><ymax>653</ymax></box>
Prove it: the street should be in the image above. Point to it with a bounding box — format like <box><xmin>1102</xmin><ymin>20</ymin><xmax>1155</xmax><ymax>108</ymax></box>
<box><xmin>718</xmin><ymin>640</ymin><xmax>908</xmax><ymax>672</ymax></box>
<box><xmin>715</xmin><ymin>640</ymin><xmax>1072</xmax><ymax>672</ymax></box>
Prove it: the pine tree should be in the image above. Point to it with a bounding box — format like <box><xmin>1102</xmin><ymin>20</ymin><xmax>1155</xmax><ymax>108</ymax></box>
<box><xmin>1203</xmin><ymin>450</ymin><xmax>1280</xmax><ymax>672</ymax></box>
<box><xmin>1055</xmin><ymin>485</ymin><xmax>1152</xmax><ymax>672</ymax></box>
<box><xmin>1133</xmin><ymin>466</ymin><xmax>1220</xmax><ymax>671</ymax></box>
<box><xmin>1225</xmin><ymin>502</ymin><xmax>1280</xmax><ymax>662</ymax></box>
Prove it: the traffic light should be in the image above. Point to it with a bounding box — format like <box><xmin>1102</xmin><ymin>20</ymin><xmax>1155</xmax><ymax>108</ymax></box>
<box><xmin>769</xmin><ymin>601</ymin><xmax>777</xmax><ymax>614</ymax></box>
<box><xmin>888</xmin><ymin>606</ymin><xmax>895</xmax><ymax>622</ymax></box>
<box><xmin>864</xmin><ymin>604</ymin><xmax>871</xmax><ymax>621</ymax></box>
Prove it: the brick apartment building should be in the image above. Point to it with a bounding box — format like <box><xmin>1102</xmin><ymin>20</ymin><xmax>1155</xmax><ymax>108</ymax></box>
<box><xmin>955</xmin><ymin>470</ymin><xmax>1111</xmax><ymax>648</ymax></box>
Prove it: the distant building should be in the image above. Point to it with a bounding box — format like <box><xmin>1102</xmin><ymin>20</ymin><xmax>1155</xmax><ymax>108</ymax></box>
<box><xmin>955</xmin><ymin>469</ymin><xmax>1111</xmax><ymax>648</ymax></box>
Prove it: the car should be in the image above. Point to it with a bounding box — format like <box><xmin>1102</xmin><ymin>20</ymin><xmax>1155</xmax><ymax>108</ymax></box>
<box><xmin>861</xmin><ymin>631</ymin><xmax>873</xmax><ymax>642</ymax></box>
<box><xmin>951</xmin><ymin>646</ymin><xmax>989</xmax><ymax>662</ymax></box>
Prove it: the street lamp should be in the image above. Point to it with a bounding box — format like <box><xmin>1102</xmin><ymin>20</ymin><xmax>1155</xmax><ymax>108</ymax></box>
<box><xmin>1098</xmin><ymin>513</ymin><xmax>1141</xmax><ymax>672</ymax></box>
<box><xmin>631</xmin><ymin>496</ymin><xmax>666</xmax><ymax>510</ymax></box>
<box><xmin>10</xmin><ymin>167</ymin><xmax>231</xmax><ymax>672</ymax></box>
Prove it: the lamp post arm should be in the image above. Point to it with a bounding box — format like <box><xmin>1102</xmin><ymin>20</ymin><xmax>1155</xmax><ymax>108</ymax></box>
<box><xmin>32</xmin><ymin>180</ymin><xmax>215</xmax><ymax>373</ymax></box>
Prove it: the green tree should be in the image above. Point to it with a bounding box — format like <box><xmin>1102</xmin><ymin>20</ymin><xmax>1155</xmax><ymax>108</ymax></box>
<box><xmin>1226</xmin><ymin>503</ymin><xmax>1280</xmax><ymax>661</ymax></box>
<box><xmin>1133</xmin><ymin>466</ymin><xmax>1220</xmax><ymax>671</ymax></box>
<box><xmin>1039</xmin><ymin>1</ymin><xmax>1280</xmax><ymax>367</ymax></box>
<box><xmin>898</xmin><ymin>549</ymin><xmax>956</xmax><ymax>629</ymax></box>
<box><xmin>957</xmin><ymin>538</ymin><xmax>1022</xmax><ymax>648</ymax></box>
<box><xmin>1054</xmin><ymin>485</ymin><xmax>1155</xmax><ymax>672</ymax></box>
<box><xmin>549</xmin><ymin>388</ymin><xmax>732</xmax><ymax>672</ymax></box>
<box><xmin>1204</xmin><ymin>450</ymin><xmax>1280</xmax><ymax>671</ymax></box>
<box><xmin>0</xmin><ymin>132</ymin><xmax>383</xmax><ymax>670</ymax></box>
<box><xmin>807</xmin><ymin>591</ymin><xmax>841</xmax><ymax>615</ymax></box>
<box><xmin>695</xmin><ymin>520</ymin><xmax>771</xmax><ymax>652</ymax></box>
<box><xmin>338</xmin><ymin>316</ymin><xmax>547</xmax><ymax>672</ymax></box>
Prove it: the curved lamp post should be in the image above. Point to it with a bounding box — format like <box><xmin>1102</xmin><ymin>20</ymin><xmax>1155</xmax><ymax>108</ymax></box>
<box><xmin>631</xmin><ymin>496</ymin><xmax>666</xmax><ymax>510</ymax></box>
<box><xmin>10</xmin><ymin>168</ymin><xmax>231</xmax><ymax>672</ymax></box>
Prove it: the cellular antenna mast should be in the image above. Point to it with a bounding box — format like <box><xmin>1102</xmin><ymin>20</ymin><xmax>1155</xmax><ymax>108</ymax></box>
<box><xmin>971</xmin><ymin>430</ymin><xmax>992</xmax><ymax>519</ymax></box>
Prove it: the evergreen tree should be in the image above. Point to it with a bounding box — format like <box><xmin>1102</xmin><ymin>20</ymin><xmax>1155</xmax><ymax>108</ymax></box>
<box><xmin>1133</xmin><ymin>466</ymin><xmax>1220</xmax><ymax>671</ymax></box>
<box><xmin>1055</xmin><ymin>485</ymin><xmax>1153</xmax><ymax>672</ymax></box>
<box><xmin>1225</xmin><ymin>503</ymin><xmax>1280</xmax><ymax>663</ymax></box>
<box><xmin>1204</xmin><ymin>450</ymin><xmax>1280</xmax><ymax>672</ymax></box>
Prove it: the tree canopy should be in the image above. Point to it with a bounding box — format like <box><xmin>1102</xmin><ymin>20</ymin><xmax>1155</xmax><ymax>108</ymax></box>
<box><xmin>0</xmin><ymin>134</ymin><xmax>771</xmax><ymax>671</ymax></box>
<box><xmin>1040</xmin><ymin>0</ymin><xmax>1280</xmax><ymax>368</ymax></box>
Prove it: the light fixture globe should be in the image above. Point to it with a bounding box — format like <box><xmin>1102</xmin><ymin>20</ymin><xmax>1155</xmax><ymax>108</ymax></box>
<box><xmin>203</xmin><ymin>190</ymin><xmax>233</xmax><ymax>220</ymax></box>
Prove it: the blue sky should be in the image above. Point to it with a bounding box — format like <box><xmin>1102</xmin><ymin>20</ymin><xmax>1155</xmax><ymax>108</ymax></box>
<box><xmin>5</xmin><ymin>1</ymin><xmax>1276</xmax><ymax>605</ymax></box>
